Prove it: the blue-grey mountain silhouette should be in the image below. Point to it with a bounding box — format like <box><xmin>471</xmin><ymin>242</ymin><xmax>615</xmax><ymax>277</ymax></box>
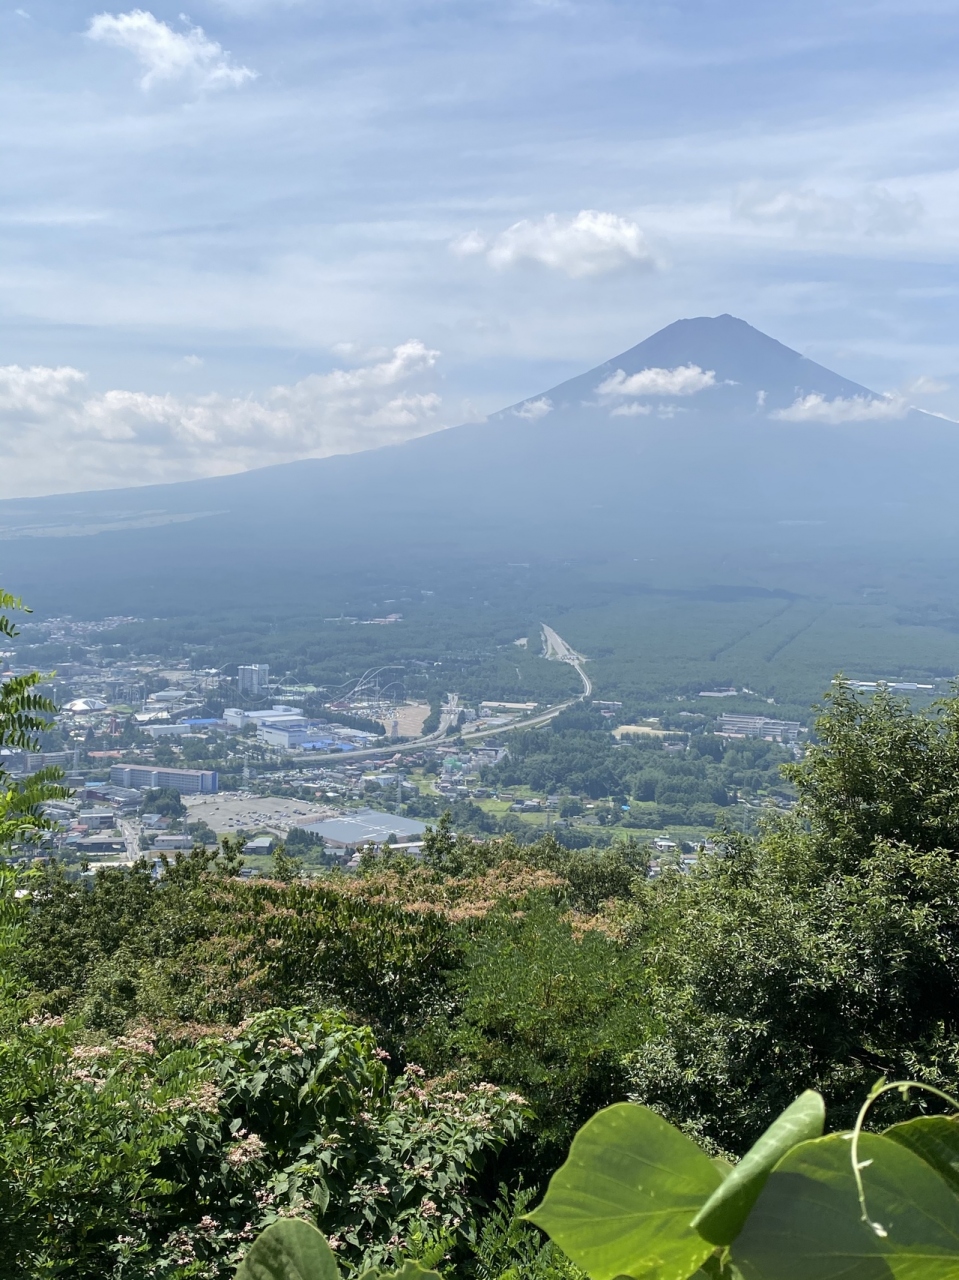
<box><xmin>1</xmin><ymin>314</ymin><xmax>954</xmax><ymax>614</ymax></box>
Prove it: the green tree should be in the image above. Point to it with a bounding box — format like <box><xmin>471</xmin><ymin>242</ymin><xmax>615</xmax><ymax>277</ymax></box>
<box><xmin>625</xmin><ymin>684</ymin><xmax>959</xmax><ymax>1153</ymax></box>
<box><xmin>140</xmin><ymin>787</ymin><xmax>187</xmax><ymax>819</ymax></box>
<box><xmin>0</xmin><ymin>589</ymin><xmax>69</xmax><ymax>852</ymax></box>
<box><xmin>271</xmin><ymin>842</ymin><xmax>304</xmax><ymax>881</ymax></box>
<box><xmin>421</xmin><ymin>897</ymin><xmax>648</xmax><ymax>1166</ymax></box>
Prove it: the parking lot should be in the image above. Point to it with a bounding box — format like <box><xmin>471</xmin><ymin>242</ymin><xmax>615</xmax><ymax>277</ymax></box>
<box><xmin>184</xmin><ymin>792</ymin><xmax>340</xmax><ymax>836</ymax></box>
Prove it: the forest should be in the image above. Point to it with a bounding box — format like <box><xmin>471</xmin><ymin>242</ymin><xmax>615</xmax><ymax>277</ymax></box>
<box><xmin>5</xmin><ymin>586</ymin><xmax>959</xmax><ymax>1276</ymax></box>
<box><xmin>11</xmin><ymin>547</ymin><xmax>959</xmax><ymax>726</ymax></box>
<box><xmin>484</xmin><ymin>705</ymin><xmax>794</xmax><ymax>821</ymax></box>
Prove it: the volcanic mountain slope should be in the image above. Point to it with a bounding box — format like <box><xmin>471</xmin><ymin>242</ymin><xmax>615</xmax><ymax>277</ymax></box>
<box><xmin>2</xmin><ymin>314</ymin><xmax>956</xmax><ymax>615</ymax></box>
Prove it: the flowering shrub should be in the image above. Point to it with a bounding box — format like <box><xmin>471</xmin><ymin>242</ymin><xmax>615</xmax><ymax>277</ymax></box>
<box><xmin>0</xmin><ymin>1006</ymin><xmax>526</xmax><ymax>1278</ymax></box>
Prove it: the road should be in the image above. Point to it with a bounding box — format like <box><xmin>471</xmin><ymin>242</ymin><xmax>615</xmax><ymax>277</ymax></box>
<box><xmin>119</xmin><ymin>817</ymin><xmax>142</xmax><ymax>863</ymax></box>
<box><xmin>297</xmin><ymin>624</ymin><xmax>590</xmax><ymax>762</ymax></box>
<box><xmin>540</xmin><ymin>624</ymin><xmax>592</xmax><ymax>697</ymax></box>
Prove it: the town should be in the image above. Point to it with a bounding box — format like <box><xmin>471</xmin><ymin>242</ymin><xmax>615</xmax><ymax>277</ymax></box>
<box><xmin>0</xmin><ymin>611</ymin><xmax>841</xmax><ymax>879</ymax></box>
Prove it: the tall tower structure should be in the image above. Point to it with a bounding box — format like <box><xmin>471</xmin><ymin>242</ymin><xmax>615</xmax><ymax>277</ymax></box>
<box><xmin>238</xmin><ymin>664</ymin><xmax>269</xmax><ymax>697</ymax></box>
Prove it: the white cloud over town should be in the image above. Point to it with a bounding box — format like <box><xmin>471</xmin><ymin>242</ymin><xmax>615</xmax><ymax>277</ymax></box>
<box><xmin>86</xmin><ymin>9</ymin><xmax>256</xmax><ymax>91</ymax></box>
<box><xmin>597</xmin><ymin>364</ymin><xmax>717</xmax><ymax>398</ymax></box>
<box><xmin>770</xmin><ymin>391</ymin><xmax>909</xmax><ymax>423</ymax></box>
<box><xmin>0</xmin><ymin>341</ymin><xmax>441</xmax><ymax>497</ymax></box>
<box><xmin>452</xmin><ymin>211</ymin><xmax>656</xmax><ymax>278</ymax></box>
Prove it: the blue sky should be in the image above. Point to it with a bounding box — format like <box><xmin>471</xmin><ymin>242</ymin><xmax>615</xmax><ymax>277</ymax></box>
<box><xmin>3</xmin><ymin>0</ymin><xmax>959</xmax><ymax>495</ymax></box>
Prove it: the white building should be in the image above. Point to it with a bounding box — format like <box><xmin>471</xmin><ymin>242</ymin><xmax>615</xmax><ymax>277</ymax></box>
<box><xmin>224</xmin><ymin>704</ymin><xmax>302</xmax><ymax>729</ymax></box>
<box><xmin>258</xmin><ymin>725</ymin><xmax>308</xmax><ymax>749</ymax></box>
<box><xmin>718</xmin><ymin>714</ymin><xmax>801</xmax><ymax>744</ymax></box>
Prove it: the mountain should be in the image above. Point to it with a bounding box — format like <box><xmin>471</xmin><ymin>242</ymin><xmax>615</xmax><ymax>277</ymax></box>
<box><xmin>2</xmin><ymin>313</ymin><xmax>958</xmax><ymax>618</ymax></box>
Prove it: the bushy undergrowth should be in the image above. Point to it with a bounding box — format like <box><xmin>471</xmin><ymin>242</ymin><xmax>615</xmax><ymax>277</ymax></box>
<box><xmin>0</xmin><ymin>1004</ymin><xmax>526</xmax><ymax>1278</ymax></box>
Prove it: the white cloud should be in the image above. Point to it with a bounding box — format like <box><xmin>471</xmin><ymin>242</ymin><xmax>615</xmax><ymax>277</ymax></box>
<box><xmin>734</xmin><ymin>183</ymin><xmax>922</xmax><ymax>237</ymax></box>
<box><xmin>609</xmin><ymin>402</ymin><xmax>652</xmax><ymax>417</ymax></box>
<box><xmin>450</xmin><ymin>230</ymin><xmax>489</xmax><ymax>258</ymax></box>
<box><xmin>513</xmin><ymin>396</ymin><xmax>552</xmax><ymax>420</ymax></box>
<box><xmin>452</xmin><ymin>210</ymin><xmax>656</xmax><ymax>278</ymax></box>
<box><xmin>770</xmin><ymin>392</ymin><xmax>909</xmax><ymax>423</ymax></box>
<box><xmin>86</xmin><ymin>10</ymin><xmax>256</xmax><ymax>91</ymax></box>
<box><xmin>905</xmin><ymin>375</ymin><xmax>950</xmax><ymax>395</ymax></box>
<box><xmin>0</xmin><ymin>340</ymin><xmax>441</xmax><ymax>498</ymax></box>
<box><xmin>597</xmin><ymin>364</ymin><xmax>716</xmax><ymax>398</ymax></box>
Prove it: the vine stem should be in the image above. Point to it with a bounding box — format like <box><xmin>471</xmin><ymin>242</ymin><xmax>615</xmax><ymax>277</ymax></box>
<box><xmin>850</xmin><ymin>1079</ymin><xmax>959</xmax><ymax>1236</ymax></box>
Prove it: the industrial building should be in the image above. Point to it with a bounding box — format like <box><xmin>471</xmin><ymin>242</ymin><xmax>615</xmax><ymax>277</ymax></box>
<box><xmin>300</xmin><ymin>808</ymin><xmax>427</xmax><ymax>850</ymax></box>
<box><xmin>224</xmin><ymin>705</ymin><xmax>302</xmax><ymax>729</ymax></box>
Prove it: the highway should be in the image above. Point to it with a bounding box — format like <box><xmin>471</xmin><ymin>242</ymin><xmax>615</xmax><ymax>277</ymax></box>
<box><xmin>540</xmin><ymin>624</ymin><xmax>592</xmax><ymax>698</ymax></box>
<box><xmin>299</xmin><ymin>624</ymin><xmax>590</xmax><ymax>763</ymax></box>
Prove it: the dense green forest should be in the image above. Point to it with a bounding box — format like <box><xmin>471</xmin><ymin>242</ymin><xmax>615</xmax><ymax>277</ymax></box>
<box><xmin>13</xmin><ymin>552</ymin><xmax>959</xmax><ymax>719</ymax></box>
<box><xmin>6</xmin><ymin>587</ymin><xmax>959</xmax><ymax>1275</ymax></box>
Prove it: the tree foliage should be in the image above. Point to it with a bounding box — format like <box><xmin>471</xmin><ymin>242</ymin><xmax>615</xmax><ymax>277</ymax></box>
<box><xmin>0</xmin><ymin>589</ymin><xmax>69</xmax><ymax>850</ymax></box>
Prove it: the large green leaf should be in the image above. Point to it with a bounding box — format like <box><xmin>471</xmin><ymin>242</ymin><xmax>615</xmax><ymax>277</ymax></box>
<box><xmin>732</xmin><ymin>1132</ymin><xmax>959</xmax><ymax>1280</ymax></box>
<box><xmin>525</xmin><ymin>1102</ymin><xmax>722</xmax><ymax>1280</ymax></box>
<box><xmin>235</xmin><ymin>1218</ymin><xmax>341</xmax><ymax>1280</ymax></box>
<box><xmin>692</xmin><ymin>1091</ymin><xmax>825</xmax><ymax>1246</ymax></box>
<box><xmin>884</xmin><ymin>1116</ymin><xmax>959</xmax><ymax>1196</ymax></box>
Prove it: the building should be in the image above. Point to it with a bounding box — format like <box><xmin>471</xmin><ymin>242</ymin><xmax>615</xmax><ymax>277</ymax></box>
<box><xmin>717</xmin><ymin>714</ymin><xmax>801</xmax><ymax>744</ymax></box>
<box><xmin>1</xmin><ymin>748</ymin><xmax>80</xmax><ymax>775</ymax></box>
<box><xmin>109</xmin><ymin>765</ymin><xmax>218</xmax><ymax>794</ymax></box>
<box><xmin>237</xmin><ymin>664</ymin><xmax>270</xmax><ymax>697</ymax></box>
<box><xmin>257</xmin><ymin>727</ymin><xmax>336</xmax><ymax>750</ymax></box>
<box><xmin>300</xmin><ymin>808</ymin><xmax>428</xmax><ymax>850</ymax></box>
<box><xmin>145</xmin><ymin>723</ymin><xmax>199</xmax><ymax>738</ymax></box>
<box><xmin>224</xmin><ymin>704</ymin><xmax>301</xmax><ymax>729</ymax></box>
<box><xmin>74</xmin><ymin>835</ymin><xmax>127</xmax><ymax>855</ymax></box>
<box><xmin>257</xmin><ymin>725</ymin><xmax>308</xmax><ymax>749</ymax></box>
<box><xmin>77</xmin><ymin>809</ymin><xmax>114</xmax><ymax>830</ymax></box>
<box><xmin>844</xmin><ymin>680</ymin><xmax>934</xmax><ymax>692</ymax></box>
<box><xmin>152</xmin><ymin>833</ymin><xmax>194</xmax><ymax>851</ymax></box>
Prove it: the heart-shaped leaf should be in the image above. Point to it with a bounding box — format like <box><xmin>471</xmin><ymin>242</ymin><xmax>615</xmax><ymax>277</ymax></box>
<box><xmin>732</xmin><ymin>1132</ymin><xmax>959</xmax><ymax>1280</ymax></box>
<box><xmin>235</xmin><ymin>1218</ymin><xmax>341</xmax><ymax>1280</ymax></box>
<box><xmin>525</xmin><ymin>1102</ymin><xmax>722</xmax><ymax>1280</ymax></box>
<box><xmin>692</xmin><ymin>1091</ymin><xmax>825</xmax><ymax>1246</ymax></box>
